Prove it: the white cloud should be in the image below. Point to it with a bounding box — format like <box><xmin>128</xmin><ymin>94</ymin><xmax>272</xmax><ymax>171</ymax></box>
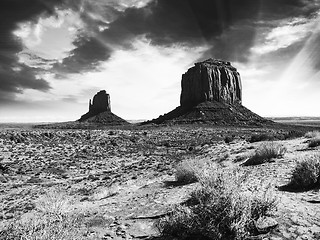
<box><xmin>14</xmin><ymin>9</ymin><xmax>83</xmax><ymax>67</ymax></box>
<box><xmin>74</xmin><ymin>37</ymin><xmax>209</xmax><ymax>119</ymax></box>
<box><xmin>23</xmin><ymin>37</ymin><xmax>208</xmax><ymax>121</ymax></box>
<box><xmin>251</xmin><ymin>13</ymin><xmax>320</xmax><ymax>55</ymax></box>
<box><xmin>14</xmin><ymin>22</ymin><xmax>42</xmax><ymax>47</ymax></box>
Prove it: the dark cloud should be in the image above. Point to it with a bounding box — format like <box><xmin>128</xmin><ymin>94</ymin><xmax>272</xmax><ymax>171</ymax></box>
<box><xmin>0</xmin><ymin>0</ymin><xmax>65</xmax><ymax>103</ymax></box>
<box><xmin>52</xmin><ymin>36</ymin><xmax>112</xmax><ymax>75</ymax></box>
<box><xmin>1</xmin><ymin>0</ymin><xmax>320</xmax><ymax>95</ymax></box>
<box><xmin>201</xmin><ymin>24</ymin><xmax>258</xmax><ymax>63</ymax></box>
<box><xmin>57</xmin><ymin>0</ymin><xmax>320</xmax><ymax>74</ymax></box>
<box><xmin>0</xmin><ymin>65</ymin><xmax>51</xmax><ymax>93</ymax></box>
<box><xmin>107</xmin><ymin>0</ymin><xmax>317</xmax><ymax>45</ymax></box>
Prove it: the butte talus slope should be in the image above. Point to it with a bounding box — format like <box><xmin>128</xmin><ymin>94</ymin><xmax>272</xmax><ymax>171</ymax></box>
<box><xmin>149</xmin><ymin>59</ymin><xmax>271</xmax><ymax>125</ymax></box>
<box><xmin>79</xmin><ymin>90</ymin><xmax>129</xmax><ymax>125</ymax></box>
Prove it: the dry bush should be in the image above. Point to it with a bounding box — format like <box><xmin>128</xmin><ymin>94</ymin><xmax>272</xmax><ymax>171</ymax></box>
<box><xmin>1</xmin><ymin>213</ymin><xmax>86</xmax><ymax>240</ymax></box>
<box><xmin>157</xmin><ymin>168</ymin><xmax>277</xmax><ymax>240</ymax></box>
<box><xmin>91</xmin><ymin>186</ymin><xmax>119</xmax><ymax>201</ymax></box>
<box><xmin>243</xmin><ymin>142</ymin><xmax>286</xmax><ymax>166</ymax></box>
<box><xmin>0</xmin><ymin>189</ymin><xmax>88</xmax><ymax>240</ymax></box>
<box><xmin>174</xmin><ymin>158</ymin><xmax>216</xmax><ymax>184</ymax></box>
<box><xmin>289</xmin><ymin>154</ymin><xmax>320</xmax><ymax>190</ymax></box>
<box><xmin>249</xmin><ymin>131</ymin><xmax>304</xmax><ymax>143</ymax></box>
<box><xmin>308</xmin><ymin>137</ymin><xmax>320</xmax><ymax>148</ymax></box>
<box><xmin>283</xmin><ymin>130</ymin><xmax>304</xmax><ymax>140</ymax></box>
<box><xmin>305</xmin><ymin>131</ymin><xmax>320</xmax><ymax>139</ymax></box>
<box><xmin>248</xmin><ymin>133</ymin><xmax>275</xmax><ymax>143</ymax></box>
<box><xmin>224</xmin><ymin>136</ymin><xmax>234</xmax><ymax>144</ymax></box>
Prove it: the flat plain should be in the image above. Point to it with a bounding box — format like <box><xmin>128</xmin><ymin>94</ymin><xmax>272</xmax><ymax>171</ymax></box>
<box><xmin>0</xmin><ymin>123</ymin><xmax>320</xmax><ymax>239</ymax></box>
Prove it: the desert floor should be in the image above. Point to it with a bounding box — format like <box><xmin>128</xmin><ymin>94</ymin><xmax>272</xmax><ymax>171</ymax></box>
<box><xmin>0</xmin><ymin>125</ymin><xmax>320</xmax><ymax>239</ymax></box>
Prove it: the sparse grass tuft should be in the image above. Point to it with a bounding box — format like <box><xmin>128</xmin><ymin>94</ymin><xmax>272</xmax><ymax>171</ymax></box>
<box><xmin>308</xmin><ymin>137</ymin><xmax>320</xmax><ymax>148</ymax></box>
<box><xmin>174</xmin><ymin>159</ymin><xmax>215</xmax><ymax>184</ymax></box>
<box><xmin>224</xmin><ymin>135</ymin><xmax>234</xmax><ymax>144</ymax></box>
<box><xmin>243</xmin><ymin>142</ymin><xmax>286</xmax><ymax>166</ymax></box>
<box><xmin>1</xmin><ymin>212</ymin><xmax>86</xmax><ymax>240</ymax></box>
<box><xmin>0</xmin><ymin>189</ymin><xmax>88</xmax><ymax>240</ymax></box>
<box><xmin>288</xmin><ymin>154</ymin><xmax>320</xmax><ymax>190</ymax></box>
<box><xmin>157</xmin><ymin>168</ymin><xmax>277</xmax><ymax>240</ymax></box>
<box><xmin>305</xmin><ymin>131</ymin><xmax>320</xmax><ymax>139</ymax></box>
<box><xmin>283</xmin><ymin>130</ymin><xmax>304</xmax><ymax>140</ymax></box>
<box><xmin>249</xmin><ymin>131</ymin><xmax>305</xmax><ymax>143</ymax></box>
<box><xmin>248</xmin><ymin>133</ymin><xmax>275</xmax><ymax>143</ymax></box>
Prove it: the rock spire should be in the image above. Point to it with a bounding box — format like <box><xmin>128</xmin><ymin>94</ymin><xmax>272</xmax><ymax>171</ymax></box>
<box><xmin>89</xmin><ymin>90</ymin><xmax>111</xmax><ymax>114</ymax></box>
<box><xmin>79</xmin><ymin>90</ymin><xmax>128</xmax><ymax>125</ymax></box>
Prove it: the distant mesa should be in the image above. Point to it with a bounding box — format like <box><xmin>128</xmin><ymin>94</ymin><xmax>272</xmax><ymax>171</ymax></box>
<box><xmin>147</xmin><ymin>58</ymin><xmax>271</xmax><ymax>125</ymax></box>
<box><xmin>79</xmin><ymin>90</ymin><xmax>129</xmax><ymax>125</ymax></box>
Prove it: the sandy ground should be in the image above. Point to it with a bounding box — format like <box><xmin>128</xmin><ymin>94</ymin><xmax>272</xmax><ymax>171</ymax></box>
<box><xmin>0</xmin><ymin>126</ymin><xmax>319</xmax><ymax>239</ymax></box>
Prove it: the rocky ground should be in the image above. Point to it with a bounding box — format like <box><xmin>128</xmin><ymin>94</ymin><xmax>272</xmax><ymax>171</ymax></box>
<box><xmin>0</xmin><ymin>124</ymin><xmax>320</xmax><ymax>239</ymax></box>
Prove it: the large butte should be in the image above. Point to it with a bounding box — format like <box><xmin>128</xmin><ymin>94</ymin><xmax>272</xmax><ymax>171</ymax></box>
<box><xmin>147</xmin><ymin>58</ymin><xmax>272</xmax><ymax>125</ymax></box>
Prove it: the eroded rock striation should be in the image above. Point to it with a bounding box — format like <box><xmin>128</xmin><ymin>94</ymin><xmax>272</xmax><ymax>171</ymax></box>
<box><xmin>147</xmin><ymin>58</ymin><xmax>271</xmax><ymax>125</ymax></box>
<box><xmin>79</xmin><ymin>90</ymin><xmax>128</xmax><ymax>125</ymax></box>
<box><xmin>180</xmin><ymin>59</ymin><xmax>242</xmax><ymax>107</ymax></box>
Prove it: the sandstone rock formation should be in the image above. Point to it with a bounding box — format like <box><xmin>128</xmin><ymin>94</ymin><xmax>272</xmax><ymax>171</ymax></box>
<box><xmin>146</xmin><ymin>58</ymin><xmax>271</xmax><ymax>125</ymax></box>
<box><xmin>89</xmin><ymin>90</ymin><xmax>111</xmax><ymax>113</ymax></box>
<box><xmin>79</xmin><ymin>90</ymin><xmax>128</xmax><ymax>125</ymax></box>
<box><xmin>180</xmin><ymin>59</ymin><xmax>242</xmax><ymax>107</ymax></box>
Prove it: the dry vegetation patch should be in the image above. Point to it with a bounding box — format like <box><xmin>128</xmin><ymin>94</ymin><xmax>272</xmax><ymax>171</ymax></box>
<box><xmin>287</xmin><ymin>153</ymin><xmax>320</xmax><ymax>191</ymax></box>
<box><xmin>174</xmin><ymin>158</ymin><xmax>216</xmax><ymax>184</ymax></box>
<box><xmin>308</xmin><ymin>138</ymin><xmax>320</xmax><ymax>148</ymax></box>
<box><xmin>158</xmin><ymin>168</ymin><xmax>277</xmax><ymax>240</ymax></box>
<box><xmin>243</xmin><ymin>142</ymin><xmax>286</xmax><ymax>166</ymax></box>
<box><xmin>305</xmin><ymin>131</ymin><xmax>320</xmax><ymax>139</ymax></box>
<box><xmin>0</xmin><ymin>189</ymin><xmax>90</xmax><ymax>240</ymax></box>
<box><xmin>249</xmin><ymin>133</ymin><xmax>275</xmax><ymax>143</ymax></box>
<box><xmin>248</xmin><ymin>131</ymin><xmax>304</xmax><ymax>143</ymax></box>
<box><xmin>304</xmin><ymin>131</ymin><xmax>320</xmax><ymax>148</ymax></box>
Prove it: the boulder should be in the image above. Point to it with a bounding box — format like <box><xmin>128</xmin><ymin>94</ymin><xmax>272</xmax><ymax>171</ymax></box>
<box><xmin>255</xmin><ymin>216</ymin><xmax>278</xmax><ymax>233</ymax></box>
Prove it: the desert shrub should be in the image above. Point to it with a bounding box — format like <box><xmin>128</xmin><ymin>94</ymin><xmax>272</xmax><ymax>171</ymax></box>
<box><xmin>216</xmin><ymin>152</ymin><xmax>230</xmax><ymax>162</ymax></box>
<box><xmin>157</xmin><ymin>168</ymin><xmax>277</xmax><ymax>240</ymax></box>
<box><xmin>1</xmin><ymin>212</ymin><xmax>85</xmax><ymax>240</ymax></box>
<box><xmin>243</xmin><ymin>142</ymin><xmax>286</xmax><ymax>166</ymax></box>
<box><xmin>174</xmin><ymin>159</ymin><xmax>215</xmax><ymax>184</ymax></box>
<box><xmin>308</xmin><ymin>137</ymin><xmax>320</xmax><ymax>148</ymax></box>
<box><xmin>0</xmin><ymin>189</ymin><xmax>87</xmax><ymax>240</ymax></box>
<box><xmin>283</xmin><ymin>130</ymin><xmax>304</xmax><ymax>140</ymax></box>
<box><xmin>224</xmin><ymin>136</ymin><xmax>234</xmax><ymax>144</ymax></box>
<box><xmin>0</xmin><ymin>162</ymin><xmax>7</xmax><ymax>172</ymax></box>
<box><xmin>288</xmin><ymin>154</ymin><xmax>320</xmax><ymax>190</ymax></box>
<box><xmin>248</xmin><ymin>133</ymin><xmax>274</xmax><ymax>143</ymax></box>
<box><xmin>305</xmin><ymin>131</ymin><xmax>320</xmax><ymax>139</ymax></box>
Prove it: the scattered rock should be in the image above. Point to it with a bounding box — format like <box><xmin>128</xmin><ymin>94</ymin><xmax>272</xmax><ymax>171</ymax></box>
<box><xmin>255</xmin><ymin>216</ymin><xmax>278</xmax><ymax>233</ymax></box>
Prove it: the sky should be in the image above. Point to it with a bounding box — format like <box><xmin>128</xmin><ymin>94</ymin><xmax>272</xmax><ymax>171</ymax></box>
<box><xmin>0</xmin><ymin>0</ymin><xmax>320</xmax><ymax>122</ymax></box>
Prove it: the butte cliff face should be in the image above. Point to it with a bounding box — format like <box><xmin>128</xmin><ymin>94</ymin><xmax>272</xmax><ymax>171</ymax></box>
<box><xmin>180</xmin><ymin>59</ymin><xmax>242</xmax><ymax>107</ymax></box>
<box><xmin>79</xmin><ymin>90</ymin><xmax>128</xmax><ymax>125</ymax></box>
<box><xmin>89</xmin><ymin>90</ymin><xmax>111</xmax><ymax>113</ymax></box>
<box><xmin>147</xmin><ymin>58</ymin><xmax>271</xmax><ymax>125</ymax></box>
